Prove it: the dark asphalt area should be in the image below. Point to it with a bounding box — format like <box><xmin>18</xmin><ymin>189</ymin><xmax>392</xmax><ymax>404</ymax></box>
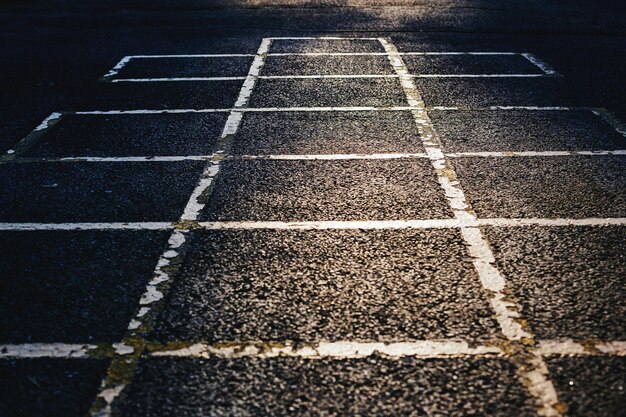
<box><xmin>1</xmin><ymin>1</ymin><xmax>625</xmax><ymax>417</ymax></box>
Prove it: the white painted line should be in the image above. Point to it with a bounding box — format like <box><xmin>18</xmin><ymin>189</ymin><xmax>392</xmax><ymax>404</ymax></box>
<box><xmin>0</xmin><ymin>222</ymin><xmax>173</xmax><ymax>231</ymax></box>
<box><xmin>34</xmin><ymin>112</ymin><xmax>63</xmax><ymax>132</ymax></box>
<box><xmin>268</xmin><ymin>36</ymin><xmax>381</xmax><ymax>40</ymax></box>
<box><xmin>489</xmin><ymin>106</ymin><xmax>571</xmax><ymax>111</ymax></box>
<box><xmin>152</xmin><ymin>341</ymin><xmax>502</xmax><ymax>359</ymax></box>
<box><xmin>101</xmin><ymin>54</ymin><xmax>255</xmax><ymax>81</ymax></box>
<box><xmin>591</xmin><ymin>108</ymin><xmax>626</xmax><ymax>137</ymax></box>
<box><xmin>75</xmin><ymin>109</ymin><xmax>231</xmax><ymax>115</ymax></box>
<box><xmin>110</xmin><ymin>74</ymin><xmax>552</xmax><ymax>82</ymax></box>
<box><xmin>128</xmin><ymin>54</ymin><xmax>255</xmax><ymax>58</ymax></box>
<box><xmin>74</xmin><ymin>106</ymin><xmax>604</xmax><ymax>116</ymax></box>
<box><xmin>238</xmin><ymin>153</ymin><xmax>429</xmax><ymax>160</ymax></box>
<box><xmin>411</xmin><ymin>74</ymin><xmax>549</xmax><ymax>78</ymax></box>
<box><xmin>5</xmin><ymin>112</ymin><xmax>64</xmax><ymax>156</ymax></box>
<box><xmin>102</xmin><ymin>56</ymin><xmax>132</xmax><ymax>80</ymax></box>
<box><xmin>3</xmin><ymin>339</ymin><xmax>625</xmax><ymax>359</ymax></box>
<box><xmin>260</xmin><ymin>74</ymin><xmax>399</xmax><ymax>79</ymax></box>
<box><xmin>265</xmin><ymin>52</ymin><xmax>520</xmax><ymax>56</ymax></box>
<box><xmin>5</xmin><ymin>150</ymin><xmax>624</xmax><ymax>165</ymax></box>
<box><xmin>91</xmin><ymin>39</ymin><xmax>273</xmax><ymax>417</ymax></box>
<box><xmin>538</xmin><ymin>340</ymin><xmax>626</xmax><ymax>356</ymax></box>
<box><xmin>268</xmin><ymin>52</ymin><xmax>390</xmax><ymax>56</ymax></box>
<box><xmin>1</xmin><ymin>218</ymin><xmax>623</xmax><ymax>232</ymax></box>
<box><xmin>57</xmin><ymin>156</ymin><xmax>215</xmax><ymax>162</ymax></box>
<box><xmin>0</xmin><ymin>344</ymin><xmax>97</xmax><ymax>358</ymax></box>
<box><xmin>447</xmin><ymin>150</ymin><xmax>626</xmax><ymax>158</ymax></box>
<box><xmin>198</xmin><ymin>219</ymin><xmax>462</xmax><ymax>230</ymax></box>
<box><xmin>180</xmin><ymin>161</ymin><xmax>220</xmax><ymax>221</ymax></box>
<box><xmin>379</xmin><ymin>37</ymin><xmax>564</xmax><ymax>417</ymax></box>
<box><xmin>111</xmin><ymin>77</ymin><xmax>247</xmax><ymax>82</ymax></box>
<box><xmin>476</xmin><ymin>217</ymin><xmax>626</xmax><ymax>227</ymax></box>
<box><xmin>522</xmin><ymin>53</ymin><xmax>558</xmax><ymax>75</ymax></box>
<box><xmin>53</xmin><ymin>156</ymin><xmax>213</xmax><ymax>162</ymax></box>
<box><xmin>197</xmin><ymin>217</ymin><xmax>626</xmax><ymax>230</ymax></box>
<box><xmin>178</xmin><ymin>42</ymin><xmax>271</xmax><ymax>221</ymax></box>
<box><xmin>237</xmin><ymin>106</ymin><xmax>414</xmax><ymax>112</ymax></box>
<box><xmin>401</xmin><ymin>51</ymin><xmax>519</xmax><ymax>56</ymax></box>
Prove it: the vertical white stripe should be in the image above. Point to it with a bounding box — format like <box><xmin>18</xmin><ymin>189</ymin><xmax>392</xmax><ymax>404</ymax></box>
<box><xmin>379</xmin><ymin>37</ymin><xmax>563</xmax><ymax>417</ymax></box>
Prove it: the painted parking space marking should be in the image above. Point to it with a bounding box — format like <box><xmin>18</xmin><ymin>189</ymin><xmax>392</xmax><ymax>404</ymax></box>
<box><xmin>0</xmin><ymin>222</ymin><xmax>173</xmax><ymax>231</ymax></box>
<box><xmin>379</xmin><ymin>36</ymin><xmax>565</xmax><ymax>417</ymax></box>
<box><xmin>6</xmin><ymin>105</ymin><xmax>624</xmax><ymax>160</ymax></box>
<box><xmin>3</xmin><ymin>36</ymin><xmax>624</xmax><ymax>417</ymax></box>
<box><xmin>88</xmin><ymin>38</ymin><xmax>272</xmax><ymax>417</ymax></box>
<box><xmin>1</xmin><ymin>217</ymin><xmax>624</xmax><ymax>231</ymax></box>
<box><xmin>104</xmin><ymin>51</ymin><xmax>557</xmax><ymax>82</ymax></box>
<box><xmin>3</xmin><ymin>339</ymin><xmax>625</xmax><ymax>360</ymax></box>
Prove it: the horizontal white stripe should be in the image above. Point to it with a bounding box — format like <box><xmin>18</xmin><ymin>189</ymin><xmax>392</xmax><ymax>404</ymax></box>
<box><xmin>447</xmin><ymin>150</ymin><xmax>626</xmax><ymax>158</ymax></box>
<box><xmin>6</xmin><ymin>150</ymin><xmax>623</xmax><ymax>164</ymax></box>
<box><xmin>74</xmin><ymin>107</ymin><xmax>416</xmax><ymax>114</ymax></box>
<box><xmin>128</xmin><ymin>54</ymin><xmax>255</xmax><ymax>58</ymax></box>
<box><xmin>266</xmin><ymin>52</ymin><xmax>521</xmax><ymax>56</ymax></box>
<box><xmin>151</xmin><ymin>341</ymin><xmax>502</xmax><ymax>359</ymax></box>
<box><xmin>198</xmin><ymin>219</ymin><xmax>462</xmax><ymax>230</ymax></box>
<box><xmin>538</xmin><ymin>340</ymin><xmax>626</xmax><ymax>356</ymax></box>
<box><xmin>476</xmin><ymin>217</ymin><xmax>626</xmax><ymax>227</ymax></box>
<box><xmin>3</xmin><ymin>339</ymin><xmax>623</xmax><ymax>359</ymax></box>
<box><xmin>489</xmin><ymin>106</ymin><xmax>571</xmax><ymax>110</ymax></box>
<box><xmin>268</xmin><ymin>36</ymin><xmax>381</xmax><ymax>40</ymax></box>
<box><xmin>1</xmin><ymin>218</ymin><xmax>624</xmax><ymax>232</ymax></box>
<box><xmin>111</xmin><ymin>77</ymin><xmax>246</xmax><ymax>82</ymax></box>
<box><xmin>73</xmin><ymin>107</ymin><xmax>602</xmax><ymax>115</ymax></box>
<box><xmin>0</xmin><ymin>222</ymin><xmax>173</xmax><ymax>231</ymax></box>
<box><xmin>0</xmin><ymin>344</ymin><xmax>97</xmax><ymax>358</ymax></box>
<box><xmin>2</xmin><ymin>156</ymin><xmax>216</xmax><ymax>163</ymax></box>
<box><xmin>108</xmin><ymin>74</ymin><xmax>550</xmax><ymax>83</ymax></box>
<box><xmin>238</xmin><ymin>153</ymin><xmax>429</xmax><ymax>160</ymax></box>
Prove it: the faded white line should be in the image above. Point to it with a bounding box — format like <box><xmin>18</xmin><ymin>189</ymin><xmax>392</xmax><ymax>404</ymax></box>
<box><xmin>152</xmin><ymin>341</ymin><xmax>502</xmax><ymax>359</ymax></box>
<box><xmin>111</xmin><ymin>77</ymin><xmax>247</xmax><ymax>82</ymax></box>
<box><xmin>1</xmin><ymin>217</ymin><xmax>623</xmax><ymax>232</ymax></box>
<box><xmin>5</xmin><ymin>112</ymin><xmax>64</xmax><ymax>156</ymax></box>
<box><xmin>238</xmin><ymin>153</ymin><xmax>429</xmax><ymax>160</ymax></box>
<box><xmin>522</xmin><ymin>53</ymin><xmax>558</xmax><ymax>75</ymax></box>
<box><xmin>5</xmin><ymin>151</ymin><xmax>625</xmax><ymax>165</ymax></box>
<box><xmin>102</xmin><ymin>56</ymin><xmax>132</xmax><ymax>80</ymax></box>
<box><xmin>0</xmin><ymin>344</ymin><xmax>97</xmax><ymax>358</ymax></box>
<box><xmin>266</xmin><ymin>51</ymin><xmax>520</xmax><ymax>56</ymax></box>
<box><xmin>489</xmin><ymin>106</ymin><xmax>571</xmax><ymax>111</ymax></box>
<box><xmin>91</xmin><ymin>38</ymin><xmax>273</xmax><ymax>417</ymax></box>
<box><xmin>28</xmin><ymin>156</ymin><xmax>213</xmax><ymax>163</ymax></box>
<box><xmin>476</xmin><ymin>217</ymin><xmax>626</xmax><ymax>227</ymax></box>
<box><xmin>269</xmin><ymin>36</ymin><xmax>381</xmax><ymax>40</ymax></box>
<box><xmin>179</xmin><ymin>42</ymin><xmax>270</xmax><ymax>221</ymax></box>
<box><xmin>110</xmin><ymin>74</ymin><xmax>553</xmax><ymax>82</ymax></box>
<box><xmin>447</xmin><ymin>150</ymin><xmax>626</xmax><ymax>158</ymax></box>
<box><xmin>75</xmin><ymin>109</ymin><xmax>230</xmax><ymax>115</ymax></box>
<box><xmin>73</xmin><ymin>106</ymin><xmax>604</xmax><ymax>115</ymax></box>
<box><xmin>180</xmin><ymin>161</ymin><xmax>220</xmax><ymax>221</ymax></box>
<box><xmin>3</xmin><ymin>340</ymin><xmax>625</xmax><ymax>359</ymax></box>
<box><xmin>538</xmin><ymin>340</ymin><xmax>626</xmax><ymax>356</ymax></box>
<box><xmin>591</xmin><ymin>108</ymin><xmax>626</xmax><ymax>137</ymax></box>
<box><xmin>198</xmin><ymin>219</ymin><xmax>462</xmax><ymax>230</ymax></box>
<box><xmin>380</xmin><ymin>36</ymin><xmax>564</xmax><ymax>417</ymax></box>
<box><xmin>128</xmin><ymin>54</ymin><xmax>255</xmax><ymax>58</ymax></box>
<box><xmin>412</xmin><ymin>74</ymin><xmax>548</xmax><ymax>78</ymax></box>
<box><xmin>0</xmin><ymin>222</ymin><xmax>173</xmax><ymax>231</ymax></box>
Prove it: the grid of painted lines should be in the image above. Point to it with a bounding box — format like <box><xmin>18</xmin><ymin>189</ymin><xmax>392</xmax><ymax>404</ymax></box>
<box><xmin>1</xmin><ymin>37</ymin><xmax>625</xmax><ymax>417</ymax></box>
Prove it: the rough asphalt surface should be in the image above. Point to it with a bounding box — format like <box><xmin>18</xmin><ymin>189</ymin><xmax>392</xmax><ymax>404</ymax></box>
<box><xmin>0</xmin><ymin>1</ymin><xmax>625</xmax><ymax>417</ymax></box>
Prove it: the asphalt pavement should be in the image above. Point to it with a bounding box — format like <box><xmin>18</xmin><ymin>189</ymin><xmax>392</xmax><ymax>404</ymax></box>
<box><xmin>0</xmin><ymin>1</ymin><xmax>625</xmax><ymax>417</ymax></box>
